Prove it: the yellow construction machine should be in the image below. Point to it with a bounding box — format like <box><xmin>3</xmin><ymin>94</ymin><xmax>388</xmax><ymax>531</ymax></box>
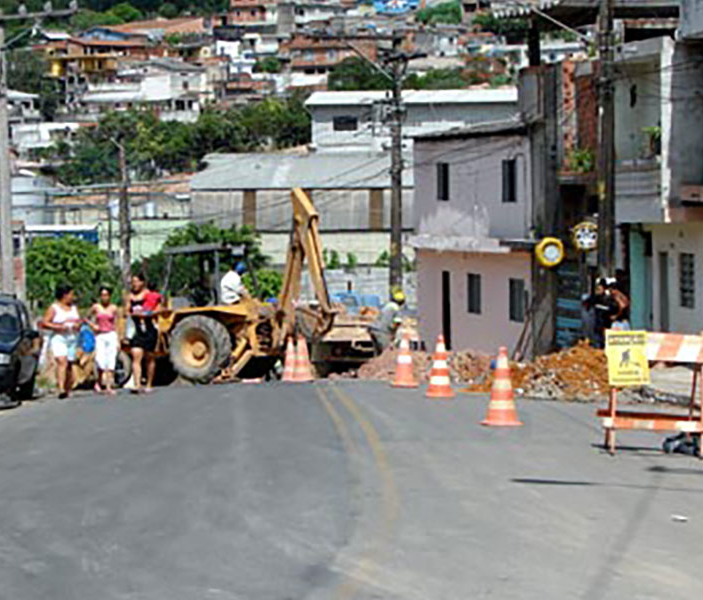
<box><xmin>152</xmin><ymin>188</ymin><xmax>375</xmax><ymax>383</ymax></box>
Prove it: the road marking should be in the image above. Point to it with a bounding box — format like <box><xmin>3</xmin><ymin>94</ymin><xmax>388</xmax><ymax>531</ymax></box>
<box><xmin>328</xmin><ymin>384</ymin><xmax>400</xmax><ymax>600</ymax></box>
<box><xmin>314</xmin><ymin>384</ymin><xmax>401</xmax><ymax>599</ymax></box>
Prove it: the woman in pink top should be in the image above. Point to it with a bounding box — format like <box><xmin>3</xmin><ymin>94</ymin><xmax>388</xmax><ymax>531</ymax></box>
<box><xmin>88</xmin><ymin>286</ymin><xmax>118</xmax><ymax>395</ymax></box>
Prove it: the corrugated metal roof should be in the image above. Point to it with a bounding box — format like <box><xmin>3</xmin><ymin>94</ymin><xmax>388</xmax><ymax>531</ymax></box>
<box><xmin>491</xmin><ymin>0</ymin><xmax>678</xmax><ymax>23</ymax></box>
<box><xmin>413</xmin><ymin>118</ymin><xmax>527</xmax><ymax>140</ymax></box>
<box><xmin>305</xmin><ymin>88</ymin><xmax>518</xmax><ymax>107</ymax></box>
<box><xmin>192</xmin><ymin>152</ymin><xmax>414</xmax><ymax>190</ymax></box>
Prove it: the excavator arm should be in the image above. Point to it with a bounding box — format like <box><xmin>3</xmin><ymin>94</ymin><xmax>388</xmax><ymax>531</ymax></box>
<box><xmin>276</xmin><ymin>188</ymin><xmax>335</xmax><ymax>346</ymax></box>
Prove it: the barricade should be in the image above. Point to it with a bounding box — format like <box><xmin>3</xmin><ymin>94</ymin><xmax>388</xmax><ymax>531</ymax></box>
<box><xmin>597</xmin><ymin>332</ymin><xmax>703</xmax><ymax>456</ymax></box>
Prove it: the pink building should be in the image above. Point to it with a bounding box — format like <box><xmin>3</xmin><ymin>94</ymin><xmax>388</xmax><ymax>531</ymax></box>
<box><xmin>411</xmin><ymin>120</ymin><xmax>538</xmax><ymax>356</ymax></box>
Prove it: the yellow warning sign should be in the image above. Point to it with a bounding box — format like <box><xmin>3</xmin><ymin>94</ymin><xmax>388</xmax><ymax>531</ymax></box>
<box><xmin>605</xmin><ymin>330</ymin><xmax>650</xmax><ymax>387</ymax></box>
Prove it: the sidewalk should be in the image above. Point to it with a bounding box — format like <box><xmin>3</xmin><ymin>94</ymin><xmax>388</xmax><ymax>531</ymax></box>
<box><xmin>648</xmin><ymin>365</ymin><xmax>698</xmax><ymax>401</ymax></box>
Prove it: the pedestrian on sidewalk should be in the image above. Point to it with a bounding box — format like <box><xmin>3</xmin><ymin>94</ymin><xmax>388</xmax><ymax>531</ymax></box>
<box><xmin>590</xmin><ymin>279</ymin><xmax>619</xmax><ymax>349</ymax></box>
<box><xmin>607</xmin><ymin>277</ymin><xmax>631</xmax><ymax>331</ymax></box>
<box><xmin>88</xmin><ymin>286</ymin><xmax>118</xmax><ymax>395</ymax></box>
<box><xmin>127</xmin><ymin>273</ymin><xmax>161</xmax><ymax>394</ymax></box>
<box><xmin>41</xmin><ymin>284</ymin><xmax>81</xmax><ymax>399</ymax></box>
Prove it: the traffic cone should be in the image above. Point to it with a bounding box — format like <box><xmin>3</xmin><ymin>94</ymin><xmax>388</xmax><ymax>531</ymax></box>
<box><xmin>426</xmin><ymin>334</ymin><xmax>454</xmax><ymax>399</ymax></box>
<box><xmin>392</xmin><ymin>333</ymin><xmax>419</xmax><ymax>388</ymax></box>
<box><xmin>282</xmin><ymin>336</ymin><xmax>296</xmax><ymax>383</ymax></box>
<box><xmin>293</xmin><ymin>335</ymin><xmax>314</xmax><ymax>382</ymax></box>
<box><xmin>482</xmin><ymin>346</ymin><xmax>522</xmax><ymax>427</ymax></box>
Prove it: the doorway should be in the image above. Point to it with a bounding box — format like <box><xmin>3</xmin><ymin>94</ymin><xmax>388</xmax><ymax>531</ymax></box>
<box><xmin>442</xmin><ymin>271</ymin><xmax>452</xmax><ymax>350</ymax></box>
<box><xmin>658</xmin><ymin>251</ymin><xmax>669</xmax><ymax>332</ymax></box>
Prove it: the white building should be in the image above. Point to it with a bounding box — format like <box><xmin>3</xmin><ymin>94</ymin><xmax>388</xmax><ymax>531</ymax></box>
<box><xmin>410</xmin><ymin>120</ymin><xmax>535</xmax><ymax>354</ymax></box>
<box><xmin>304</xmin><ymin>88</ymin><xmax>519</xmax><ymax>153</ymax></box>
<box><xmin>77</xmin><ymin>58</ymin><xmax>211</xmax><ymax>123</ymax></box>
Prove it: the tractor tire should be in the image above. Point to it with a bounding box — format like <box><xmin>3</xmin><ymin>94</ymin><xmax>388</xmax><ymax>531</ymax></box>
<box><xmin>169</xmin><ymin>316</ymin><xmax>232</xmax><ymax>384</ymax></box>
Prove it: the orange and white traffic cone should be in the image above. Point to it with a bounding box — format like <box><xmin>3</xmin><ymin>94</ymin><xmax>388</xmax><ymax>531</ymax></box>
<box><xmin>293</xmin><ymin>335</ymin><xmax>314</xmax><ymax>382</ymax></box>
<box><xmin>426</xmin><ymin>334</ymin><xmax>454</xmax><ymax>399</ymax></box>
<box><xmin>482</xmin><ymin>346</ymin><xmax>522</xmax><ymax>427</ymax></box>
<box><xmin>392</xmin><ymin>333</ymin><xmax>418</xmax><ymax>388</ymax></box>
<box><xmin>282</xmin><ymin>336</ymin><xmax>296</xmax><ymax>383</ymax></box>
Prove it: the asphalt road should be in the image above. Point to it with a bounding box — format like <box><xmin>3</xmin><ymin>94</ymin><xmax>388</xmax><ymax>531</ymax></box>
<box><xmin>1</xmin><ymin>381</ymin><xmax>702</xmax><ymax>599</ymax></box>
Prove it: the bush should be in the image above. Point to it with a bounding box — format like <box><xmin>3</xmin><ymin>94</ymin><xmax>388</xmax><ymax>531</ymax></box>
<box><xmin>26</xmin><ymin>236</ymin><xmax>120</xmax><ymax>312</ymax></box>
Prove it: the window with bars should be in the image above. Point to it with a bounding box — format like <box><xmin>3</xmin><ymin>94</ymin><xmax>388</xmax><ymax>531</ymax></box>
<box><xmin>502</xmin><ymin>158</ymin><xmax>517</xmax><ymax>203</ymax></box>
<box><xmin>467</xmin><ymin>273</ymin><xmax>481</xmax><ymax>314</ymax></box>
<box><xmin>332</xmin><ymin>116</ymin><xmax>358</xmax><ymax>131</ymax></box>
<box><xmin>436</xmin><ymin>162</ymin><xmax>449</xmax><ymax>201</ymax></box>
<box><xmin>509</xmin><ymin>278</ymin><xmax>525</xmax><ymax>322</ymax></box>
<box><xmin>680</xmin><ymin>252</ymin><xmax>695</xmax><ymax>308</ymax></box>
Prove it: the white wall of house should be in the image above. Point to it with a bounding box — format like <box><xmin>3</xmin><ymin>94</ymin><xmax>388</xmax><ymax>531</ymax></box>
<box><xmin>413</xmin><ymin>133</ymin><xmax>532</xmax><ymax>241</ymax></box>
<box><xmin>647</xmin><ymin>223</ymin><xmax>703</xmax><ymax>334</ymax></box>
<box><xmin>307</xmin><ymin>90</ymin><xmax>519</xmax><ymax>153</ymax></box>
<box><xmin>415</xmin><ymin>249</ymin><xmax>531</xmax><ymax>353</ymax></box>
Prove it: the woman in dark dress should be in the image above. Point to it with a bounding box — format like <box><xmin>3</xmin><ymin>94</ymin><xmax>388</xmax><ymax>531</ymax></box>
<box><xmin>128</xmin><ymin>273</ymin><xmax>161</xmax><ymax>393</ymax></box>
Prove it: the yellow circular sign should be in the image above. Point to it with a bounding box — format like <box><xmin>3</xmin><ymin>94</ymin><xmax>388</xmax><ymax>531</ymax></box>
<box><xmin>572</xmin><ymin>221</ymin><xmax>598</xmax><ymax>251</ymax></box>
<box><xmin>535</xmin><ymin>237</ymin><xmax>565</xmax><ymax>268</ymax></box>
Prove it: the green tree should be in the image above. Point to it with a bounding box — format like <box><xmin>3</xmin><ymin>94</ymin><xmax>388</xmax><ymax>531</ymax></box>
<box><xmin>108</xmin><ymin>2</ymin><xmax>143</xmax><ymax>22</ymax></box>
<box><xmin>70</xmin><ymin>9</ymin><xmax>124</xmax><ymax>30</ymax></box>
<box><xmin>26</xmin><ymin>236</ymin><xmax>120</xmax><ymax>311</ymax></box>
<box><xmin>405</xmin><ymin>68</ymin><xmax>468</xmax><ymax>90</ymax></box>
<box><xmin>416</xmin><ymin>0</ymin><xmax>462</xmax><ymax>25</ymax></box>
<box><xmin>6</xmin><ymin>49</ymin><xmax>62</xmax><ymax>119</ymax></box>
<box><xmin>472</xmin><ymin>12</ymin><xmax>529</xmax><ymax>43</ymax></box>
<box><xmin>253</xmin><ymin>57</ymin><xmax>282</xmax><ymax>74</ymax></box>
<box><xmin>134</xmin><ymin>223</ymin><xmax>275</xmax><ymax>302</ymax></box>
<box><xmin>158</xmin><ymin>2</ymin><xmax>178</xmax><ymax>17</ymax></box>
<box><xmin>328</xmin><ymin>57</ymin><xmax>390</xmax><ymax>91</ymax></box>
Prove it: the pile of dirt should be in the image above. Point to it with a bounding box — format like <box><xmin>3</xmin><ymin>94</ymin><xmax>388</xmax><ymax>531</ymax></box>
<box><xmin>450</xmin><ymin>350</ymin><xmax>492</xmax><ymax>384</ymax></box>
<box><xmin>356</xmin><ymin>347</ymin><xmax>432</xmax><ymax>382</ymax></box>
<box><xmin>464</xmin><ymin>340</ymin><xmax>609</xmax><ymax>401</ymax></box>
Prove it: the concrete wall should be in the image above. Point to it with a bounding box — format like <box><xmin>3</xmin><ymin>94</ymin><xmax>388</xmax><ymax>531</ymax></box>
<box><xmin>415</xmin><ymin>249</ymin><xmax>531</xmax><ymax>354</ymax></box>
<box><xmin>413</xmin><ymin>134</ymin><xmax>532</xmax><ymax>240</ymax></box>
<box><xmin>614</xmin><ymin>61</ymin><xmax>661</xmax><ymax>162</ymax></box>
<box><xmin>310</xmin><ymin>101</ymin><xmax>519</xmax><ymax>152</ymax></box>
<box><xmin>191</xmin><ymin>188</ymin><xmax>414</xmax><ymax>232</ymax></box>
<box><xmin>647</xmin><ymin>222</ymin><xmax>703</xmax><ymax>334</ymax></box>
<box><xmin>679</xmin><ymin>0</ymin><xmax>703</xmax><ymax>39</ymax></box>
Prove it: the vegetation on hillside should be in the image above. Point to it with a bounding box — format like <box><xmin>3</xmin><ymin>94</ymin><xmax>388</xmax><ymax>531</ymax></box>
<box><xmin>416</xmin><ymin>0</ymin><xmax>462</xmax><ymax>25</ymax></box>
<box><xmin>49</xmin><ymin>95</ymin><xmax>311</xmax><ymax>185</ymax></box>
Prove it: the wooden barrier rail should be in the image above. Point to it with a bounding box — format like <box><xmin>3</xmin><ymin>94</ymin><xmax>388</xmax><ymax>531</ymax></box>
<box><xmin>597</xmin><ymin>332</ymin><xmax>703</xmax><ymax>457</ymax></box>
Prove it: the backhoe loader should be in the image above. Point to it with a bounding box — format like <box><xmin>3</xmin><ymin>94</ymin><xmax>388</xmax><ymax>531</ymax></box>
<box><xmin>152</xmin><ymin>188</ymin><xmax>376</xmax><ymax>383</ymax></box>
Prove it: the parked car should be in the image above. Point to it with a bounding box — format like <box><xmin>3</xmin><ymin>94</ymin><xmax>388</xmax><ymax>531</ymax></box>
<box><xmin>0</xmin><ymin>295</ymin><xmax>40</xmax><ymax>409</ymax></box>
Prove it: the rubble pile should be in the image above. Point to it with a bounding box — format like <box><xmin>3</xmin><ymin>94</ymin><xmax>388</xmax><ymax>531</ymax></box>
<box><xmin>357</xmin><ymin>347</ymin><xmax>432</xmax><ymax>382</ymax></box>
<box><xmin>464</xmin><ymin>341</ymin><xmax>609</xmax><ymax>401</ymax></box>
<box><xmin>450</xmin><ymin>350</ymin><xmax>492</xmax><ymax>384</ymax></box>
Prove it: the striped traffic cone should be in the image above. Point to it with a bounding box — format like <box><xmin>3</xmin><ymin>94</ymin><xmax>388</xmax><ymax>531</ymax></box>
<box><xmin>282</xmin><ymin>336</ymin><xmax>296</xmax><ymax>383</ymax></box>
<box><xmin>392</xmin><ymin>333</ymin><xmax>418</xmax><ymax>388</ymax></box>
<box><xmin>426</xmin><ymin>334</ymin><xmax>454</xmax><ymax>399</ymax></box>
<box><xmin>482</xmin><ymin>346</ymin><xmax>522</xmax><ymax>427</ymax></box>
<box><xmin>293</xmin><ymin>335</ymin><xmax>314</xmax><ymax>382</ymax></box>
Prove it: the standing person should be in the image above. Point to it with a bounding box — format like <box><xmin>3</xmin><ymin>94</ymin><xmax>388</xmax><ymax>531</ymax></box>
<box><xmin>369</xmin><ymin>288</ymin><xmax>406</xmax><ymax>352</ymax></box>
<box><xmin>88</xmin><ymin>286</ymin><xmax>118</xmax><ymax>395</ymax></box>
<box><xmin>144</xmin><ymin>281</ymin><xmax>162</xmax><ymax>312</ymax></box>
<box><xmin>220</xmin><ymin>260</ymin><xmax>248</xmax><ymax>305</ymax></box>
<box><xmin>128</xmin><ymin>273</ymin><xmax>160</xmax><ymax>394</ymax></box>
<box><xmin>41</xmin><ymin>284</ymin><xmax>80</xmax><ymax>399</ymax></box>
<box><xmin>590</xmin><ymin>279</ymin><xmax>618</xmax><ymax>349</ymax></box>
<box><xmin>580</xmin><ymin>293</ymin><xmax>597</xmax><ymax>346</ymax></box>
<box><xmin>607</xmin><ymin>277</ymin><xmax>631</xmax><ymax>330</ymax></box>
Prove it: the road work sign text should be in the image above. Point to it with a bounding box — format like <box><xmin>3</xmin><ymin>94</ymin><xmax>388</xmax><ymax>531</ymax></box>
<box><xmin>605</xmin><ymin>331</ymin><xmax>650</xmax><ymax>387</ymax></box>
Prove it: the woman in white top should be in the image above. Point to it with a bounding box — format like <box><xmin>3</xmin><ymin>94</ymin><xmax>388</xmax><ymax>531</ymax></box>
<box><xmin>41</xmin><ymin>284</ymin><xmax>81</xmax><ymax>399</ymax></box>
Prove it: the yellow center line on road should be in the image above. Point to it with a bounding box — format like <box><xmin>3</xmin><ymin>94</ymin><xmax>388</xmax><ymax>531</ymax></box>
<box><xmin>313</xmin><ymin>383</ymin><xmax>401</xmax><ymax>600</ymax></box>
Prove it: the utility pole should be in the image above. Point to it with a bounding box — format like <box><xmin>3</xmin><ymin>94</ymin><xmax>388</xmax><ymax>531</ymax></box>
<box><xmin>597</xmin><ymin>0</ymin><xmax>616</xmax><ymax>277</ymax></box>
<box><xmin>388</xmin><ymin>32</ymin><xmax>404</xmax><ymax>291</ymax></box>
<box><xmin>0</xmin><ymin>2</ymin><xmax>77</xmax><ymax>294</ymax></box>
<box><xmin>115</xmin><ymin>140</ymin><xmax>131</xmax><ymax>290</ymax></box>
<box><xmin>313</xmin><ymin>29</ymin><xmax>419</xmax><ymax>290</ymax></box>
<box><xmin>0</xmin><ymin>26</ymin><xmax>13</xmax><ymax>295</ymax></box>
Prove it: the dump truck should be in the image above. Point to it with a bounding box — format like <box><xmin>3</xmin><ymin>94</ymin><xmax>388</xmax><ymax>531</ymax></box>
<box><xmin>149</xmin><ymin>188</ymin><xmax>377</xmax><ymax>383</ymax></box>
